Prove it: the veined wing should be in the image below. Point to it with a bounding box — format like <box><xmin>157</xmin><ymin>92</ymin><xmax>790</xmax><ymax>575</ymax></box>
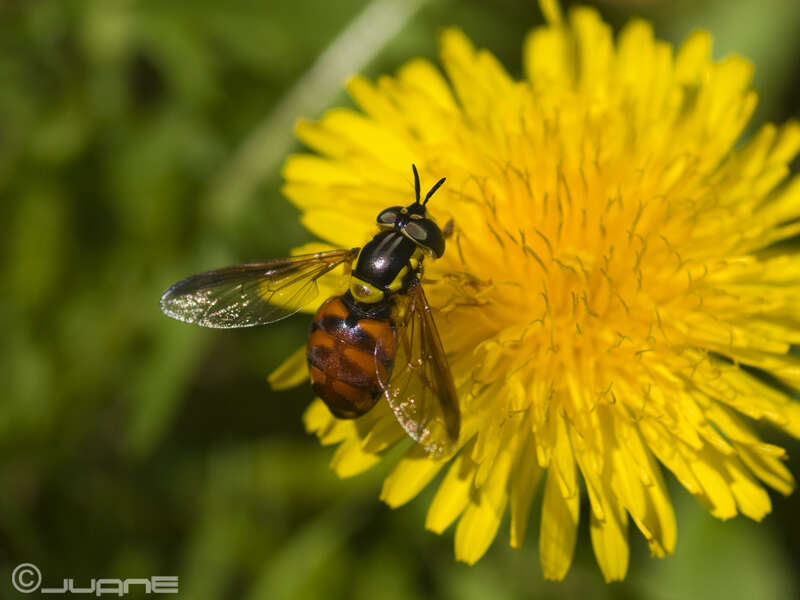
<box><xmin>375</xmin><ymin>283</ymin><xmax>460</xmax><ymax>458</ymax></box>
<box><xmin>160</xmin><ymin>248</ymin><xmax>358</xmax><ymax>328</ymax></box>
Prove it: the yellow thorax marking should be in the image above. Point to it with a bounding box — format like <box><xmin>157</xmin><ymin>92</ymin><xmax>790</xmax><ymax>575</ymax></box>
<box><xmin>387</xmin><ymin>266</ymin><xmax>409</xmax><ymax>293</ymax></box>
<box><xmin>350</xmin><ymin>276</ymin><xmax>384</xmax><ymax>303</ymax></box>
<box><xmin>409</xmin><ymin>247</ymin><xmax>424</xmax><ymax>271</ymax></box>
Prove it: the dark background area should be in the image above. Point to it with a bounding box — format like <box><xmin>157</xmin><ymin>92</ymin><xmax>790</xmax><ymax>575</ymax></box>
<box><xmin>1</xmin><ymin>1</ymin><xmax>800</xmax><ymax>598</ymax></box>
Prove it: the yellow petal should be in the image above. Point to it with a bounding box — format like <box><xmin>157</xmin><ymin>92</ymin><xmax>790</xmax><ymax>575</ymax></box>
<box><xmin>302</xmin><ymin>399</ymin><xmax>333</xmax><ymax>436</ymax></box>
<box><xmin>674</xmin><ymin>30</ymin><xmax>712</xmax><ymax>84</ymax></box>
<box><xmin>439</xmin><ymin>28</ymin><xmax>514</xmax><ymax>121</ymax></box>
<box><xmin>689</xmin><ymin>447</ymin><xmax>738</xmax><ymax>519</ymax></box>
<box><xmin>538</xmin><ymin>0</ymin><xmax>563</xmax><ymax>26</ymax></box>
<box><xmin>509</xmin><ymin>432</ymin><xmax>544</xmax><ymax>548</ymax></box>
<box><xmin>380</xmin><ymin>444</ymin><xmax>446</xmax><ymax>508</ymax></box>
<box><xmin>551</xmin><ymin>410</ymin><xmax>577</xmax><ymax>499</ymax></box>
<box><xmin>454</xmin><ymin>445</ymin><xmax>514</xmax><ymax>564</ymax></box>
<box><xmin>294</xmin><ymin>118</ymin><xmax>350</xmax><ymax>159</ymax></box>
<box><xmin>346</xmin><ymin>75</ymin><xmax>403</xmax><ymax>127</ymax></box>
<box><xmin>569</xmin><ymin>413</ymin><xmax>630</xmax><ymax>581</ymax></box>
<box><xmin>589</xmin><ymin>495</ymin><xmax>629</xmax><ymax>583</ymax></box>
<box><xmin>396</xmin><ymin>59</ymin><xmax>458</xmax><ymax>111</ymax></box>
<box><xmin>539</xmin><ymin>465</ymin><xmax>579</xmax><ymax>581</ymax></box>
<box><xmin>426</xmin><ymin>444</ymin><xmax>476</xmax><ymax>533</ymax></box>
<box><xmin>615</xmin><ymin>417</ymin><xmax>676</xmax><ymax>556</ymax></box>
<box><xmin>723</xmin><ymin>455</ymin><xmax>772</xmax><ymax>521</ymax></box>
<box><xmin>639</xmin><ymin>419</ymin><xmax>702</xmax><ymax>495</ymax></box>
<box><xmin>300</xmin><ymin>209</ymin><xmax>375</xmax><ymax>250</ymax></box>
<box><xmin>330</xmin><ymin>438</ymin><xmax>381</xmax><ymax>478</ymax></box>
<box><xmin>282</xmin><ymin>154</ymin><xmax>361</xmax><ymax>185</ymax></box>
<box><xmin>314</xmin><ymin>109</ymin><xmax>413</xmax><ymax>168</ymax></box>
<box><xmin>359</xmin><ymin>401</ymin><xmax>406</xmax><ymax>454</ymax></box>
<box><xmin>302</xmin><ymin>400</ymin><xmax>357</xmax><ymax>447</ymax></box>
<box><xmin>570</xmin><ymin>7</ymin><xmax>614</xmax><ymax>98</ymax></box>
<box><xmin>524</xmin><ymin>25</ymin><xmax>575</xmax><ymax>92</ymax></box>
<box><xmin>267</xmin><ymin>344</ymin><xmax>308</xmax><ymax>390</ymax></box>
<box><xmin>734</xmin><ymin>442</ymin><xmax>795</xmax><ymax>496</ymax></box>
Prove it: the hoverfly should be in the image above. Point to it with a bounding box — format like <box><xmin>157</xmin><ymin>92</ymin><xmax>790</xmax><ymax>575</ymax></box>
<box><xmin>160</xmin><ymin>165</ymin><xmax>460</xmax><ymax>457</ymax></box>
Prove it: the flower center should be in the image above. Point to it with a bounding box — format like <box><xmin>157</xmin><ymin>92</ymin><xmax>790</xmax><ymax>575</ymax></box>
<box><xmin>438</xmin><ymin>144</ymin><xmax>712</xmax><ymax>427</ymax></box>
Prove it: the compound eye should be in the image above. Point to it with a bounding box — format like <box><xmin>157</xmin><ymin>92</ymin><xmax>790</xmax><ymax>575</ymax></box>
<box><xmin>404</xmin><ymin>218</ymin><xmax>445</xmax><ymax>258</ymax></box>
<box><xmin>376</xmin><ymin>207</ymin><xmax>402</xmax><ymax>228</ymax></box>
<box><xmin>404</xmin><ymin>221</ymin><xmax>428</xmax><ymax>241</ymax></box>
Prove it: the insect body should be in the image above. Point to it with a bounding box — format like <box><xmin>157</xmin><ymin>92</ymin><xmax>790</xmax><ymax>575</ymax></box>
<box><xmin>160</xmin><ymin>165</ymin><xmax>460</xmax><ymax>457</ymax></box>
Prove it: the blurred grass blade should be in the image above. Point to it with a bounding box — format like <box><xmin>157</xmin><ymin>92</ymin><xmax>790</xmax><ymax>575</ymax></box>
<box><xmin>204</xmin><ymin>0</ymin><xmax>427</xmax><ymax>225</ymax></box>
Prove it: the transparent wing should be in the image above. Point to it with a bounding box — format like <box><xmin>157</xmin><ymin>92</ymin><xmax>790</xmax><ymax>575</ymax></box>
<box><xmin>375</xmin><ymin>283</ymin><xmax>461</xmax><ymax>458</ymax></box>
<box><xmin>160</xmin><ymin>248</ymin><xmax>358</xmax><ymax>328</ymax></box>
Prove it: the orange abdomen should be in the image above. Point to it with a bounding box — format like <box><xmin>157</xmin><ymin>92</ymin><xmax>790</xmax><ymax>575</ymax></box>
<box><xmin>307</xmin><ymin>296</ymin><xmax>396</xmax><ymax>419</ymax></box>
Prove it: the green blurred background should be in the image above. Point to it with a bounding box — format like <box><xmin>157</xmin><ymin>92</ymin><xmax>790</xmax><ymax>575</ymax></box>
<box><xmin>2</xmin><ymin>0</ymin><xmax>800</xmax><ymax>598</ymax></box>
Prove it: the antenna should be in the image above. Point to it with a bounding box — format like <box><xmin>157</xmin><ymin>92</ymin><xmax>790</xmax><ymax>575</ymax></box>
<box><xmin>412</xmin><ymin>164</ymin><xmax>421</xmax><ymax>204</ymax></box>
<box><xmin>423</xmin><ymin>177</ymin><xmax>446</xmax><ymax>205</ymax></box>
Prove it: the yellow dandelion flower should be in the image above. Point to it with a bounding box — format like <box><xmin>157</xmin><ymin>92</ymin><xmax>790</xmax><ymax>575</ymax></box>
<box><xmin>270</xmin><ymin>0</ymin><xmax>800</xmax><ymax>582</ymax></box>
